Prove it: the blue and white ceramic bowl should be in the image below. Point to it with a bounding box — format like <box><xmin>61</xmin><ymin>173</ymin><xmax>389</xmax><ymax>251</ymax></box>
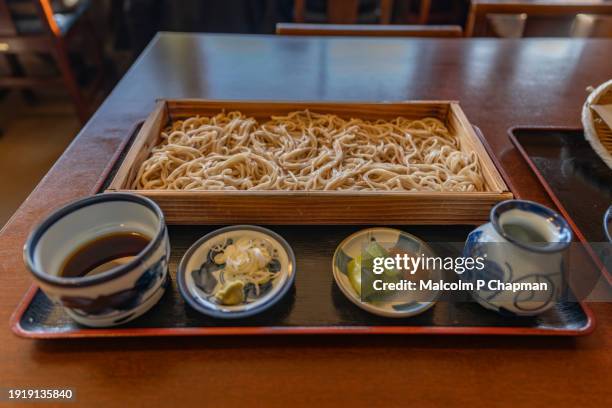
<box><xmin>24</xmin><ymin>193</ymin><xmax>170</xmax><ymax>327</ymax></box>
<box><xmin>463</xmin><ymin>199</ymin><xmax>572</xmax><ymax>316</ymax></box>
<box><xmin>177</xmin><ymin>225</ymin><xmax>296</xmax><ymax>319</ymax></box>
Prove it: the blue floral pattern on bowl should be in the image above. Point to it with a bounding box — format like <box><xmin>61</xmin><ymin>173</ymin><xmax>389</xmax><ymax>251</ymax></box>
<box><xmin>177</xmin><ymin>225</ymin><xmax>296</xmax><ymax>319</ymax></box>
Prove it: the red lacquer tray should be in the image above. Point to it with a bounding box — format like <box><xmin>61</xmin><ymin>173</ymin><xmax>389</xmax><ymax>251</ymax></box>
<box><xmin>9</xmin><ymin>126</ymin><xmax>596</xmax><ymax>338</ymax></box>
<box><xmin>509</xmin><ymin>126</ymin><xmax>612</xmax><ymax>287</ymax></box>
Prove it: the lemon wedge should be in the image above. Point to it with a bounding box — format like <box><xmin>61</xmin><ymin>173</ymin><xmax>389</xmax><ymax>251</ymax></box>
<box><xmin>347</xmin><ymin>257</ymin><xmax>362</xmax><ymax>296</ymax></box>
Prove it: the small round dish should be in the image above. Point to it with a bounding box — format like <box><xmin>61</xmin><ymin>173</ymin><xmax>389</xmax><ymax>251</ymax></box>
<box><xmin>332</xmin><ymin>228</ymin><xmax>440</xmax><ymax>318</ymax></box>
<box><xmin>177</xmin><ymin>225</ymin><xmax>296</xmax><ymax>319</ymax></box>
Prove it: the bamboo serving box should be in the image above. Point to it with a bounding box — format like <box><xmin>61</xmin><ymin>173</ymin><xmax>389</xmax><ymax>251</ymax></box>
<box><xmin>582</xmin><ymin>79</ymin><xmax>612</xmax><ymax>169</ymax></box>
<box><xmin>107</xmin><ymin>99</ymin><xmax>513</xmax><ymax>224</ymax></box>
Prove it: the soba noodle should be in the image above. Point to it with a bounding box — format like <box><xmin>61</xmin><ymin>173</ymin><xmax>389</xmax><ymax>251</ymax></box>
<box><xmin>133</xmin><ymin>110</ymin><xmax>485</xmax><ymax>192</ymax></box>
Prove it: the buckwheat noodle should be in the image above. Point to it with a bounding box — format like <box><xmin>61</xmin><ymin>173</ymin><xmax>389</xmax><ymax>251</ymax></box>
<box><xmin>133</xmin><ymin>110</ymin><xmax>485</xmax><ymax>192</ymax></box>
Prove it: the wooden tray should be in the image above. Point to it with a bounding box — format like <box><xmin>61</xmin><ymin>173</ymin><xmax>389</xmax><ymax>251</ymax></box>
<box><xmin>509</xmin><ymin>126</ymin><xmax>612</xmax><ymax>286</ymax></box>
<box><xmin>106</xmin><ymin>99</ymin><xmax>513</xmax><ymax>225</ymax></box>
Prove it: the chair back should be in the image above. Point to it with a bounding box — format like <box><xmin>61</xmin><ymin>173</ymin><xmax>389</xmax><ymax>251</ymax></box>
<box><xmin>571</xmin><ymin>13</ymin><xmax>612</xmax><ymax>37</ymax></box>
<box><xmin>0</xmin><ymin>1</ymin><xmax>18</xmax><ymax>36</ymax></box>
<box><xmin>294</xmin><ymin>0</ymin><xmax>394</xmax><ymax>24</ymax></box>
<box><xmin>0</xmin><ymin>0</ymin><xmax>59</xmax><ymax>41</ymax></box>
<box><xmin>485</xmin><ymin>13</ymin><xmax>527</xmax><ymax>38</ymax></box>
<box><xmin>466</xmin><ymin>1</ymin><xmax>612</xmax><ymax>37</ymax></box>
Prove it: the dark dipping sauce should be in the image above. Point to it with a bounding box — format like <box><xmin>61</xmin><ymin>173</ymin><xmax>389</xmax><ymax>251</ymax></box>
<box><xmin>59</xmin><ymin>232</ymin><xmax>151</xmax><ymax>278</ymax></box>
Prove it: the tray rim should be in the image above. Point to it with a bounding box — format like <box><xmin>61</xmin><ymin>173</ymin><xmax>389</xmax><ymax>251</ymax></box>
<box><xmin>7</xmin><ymin>123</ymin><xmax>596</xmax><ymax>339</ymax></box>
<box><xmin>508</xmin><ymin>125</ymin><xmax>612</xmax><ymax>287</ymax></box>
<box><xmin>9</xmin><ymin>284</ymin><xmax>596</xmax><ymax>338</ymax></box>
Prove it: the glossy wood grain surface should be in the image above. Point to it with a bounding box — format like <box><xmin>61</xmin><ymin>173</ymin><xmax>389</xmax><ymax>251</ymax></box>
<box><xmin>1</xmin><ymin>34</ymin><xmax>611</xmax><ymax>407</ymax></box>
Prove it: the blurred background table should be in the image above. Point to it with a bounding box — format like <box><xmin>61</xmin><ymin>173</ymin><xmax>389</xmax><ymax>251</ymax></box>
<box><xmin>0</xmin><ymin>33</ymin><xmax>610</xmax><ymax>407</ymax></box>
<box><xmin>466</xmin><ymin>0</ymin><xmax>612</xmax><ymax>36</ymax></box>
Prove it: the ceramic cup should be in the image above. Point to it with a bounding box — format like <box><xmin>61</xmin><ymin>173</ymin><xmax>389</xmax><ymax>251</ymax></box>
<box><xmin>463</xmin><ymin>199</ymin><xmax>572</xmax><ymax>316</ymax></box>
<box><xmin>24</xmin><ymin>193</ymin><xmax>170</xmax><ymax>327</ymax></box>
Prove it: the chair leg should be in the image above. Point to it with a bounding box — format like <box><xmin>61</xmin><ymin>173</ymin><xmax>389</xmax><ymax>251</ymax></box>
<box><xmin>1</xmin><ymin>56</ymin><xmax>13</xmax><ymax>102</ymax></box>
<box><xmin>418</xmin><ymin>0</ymin><xmax>431</xmax><ymax>24</ymax></box>
<box><xmin>51</xmin><ymin>40</ymin><xmax>89</xmax><ymax>123</ymax></box>
<box><xmin>0</xmin><ymin>85</ymin><xmax>6</xmax><ymax>137</ymax></box>
<box><xmin>294</xmin><ymin>0</ymin><xmax>305</xmax><ymax>22</ymax></box>
<box><xmin>4</xmin><ymin>54</ymin><xmax>37</xmax><ymax>104</ymax></box>
<box><xmin>92</xmin><ymin>26</ymin><xmax>116</xmax><ymax>91</ymax></box>
<box><xmin>85</xmin><ymin>19</ymin><xmax>106</xmax><ymax>77</ymax></box>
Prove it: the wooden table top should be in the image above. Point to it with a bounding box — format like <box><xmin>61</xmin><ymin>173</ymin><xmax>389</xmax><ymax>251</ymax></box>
<box><xmin>1</xmin><ymin>33</ymin><xmax>611</xmax><ymax>407</ymax></box>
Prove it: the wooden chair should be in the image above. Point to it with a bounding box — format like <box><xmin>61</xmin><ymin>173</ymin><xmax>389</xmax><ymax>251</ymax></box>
<box><xmin>418</xmin><ymin>0</ymin><xmax>431</xmax><ymax>24</ymax></box>
<box><xmin>276</xmin><ymin>22</ymin><xmax>463</xmax><ymax>37</ymax></box>
<box><xmin>485</xmin><ymin>13</ymin><xmax>527</xmax><ymax>37</ymax></box>
<box><xmin>0</xmin><ymin>0</ymin><xmax>106</xmax><ymax>123</ymax></box>
<box><xmin>466</xmin><ymin>0</ymin><xmax>612</xmax><ymax>37</ymax></box>
<box><xmin>293</xmin><ymin>0</ymin><xmax>395</xmax><ymax>24</ymax></box>
<box><xmin>571</xmin><ymin>13</ymin><xmax>612</xmax><ymax>37</ymax></box>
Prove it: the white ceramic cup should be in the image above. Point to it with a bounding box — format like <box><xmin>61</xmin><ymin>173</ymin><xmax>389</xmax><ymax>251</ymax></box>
<box><xmin>24</xmin><ymin>193</ymin><xmax>170</xmax><ymax>327</ymax></box>
<box><xmin>463</xmin><ymin>200</ymin><xmax>572</xmax><ymax>316</ymax></box>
